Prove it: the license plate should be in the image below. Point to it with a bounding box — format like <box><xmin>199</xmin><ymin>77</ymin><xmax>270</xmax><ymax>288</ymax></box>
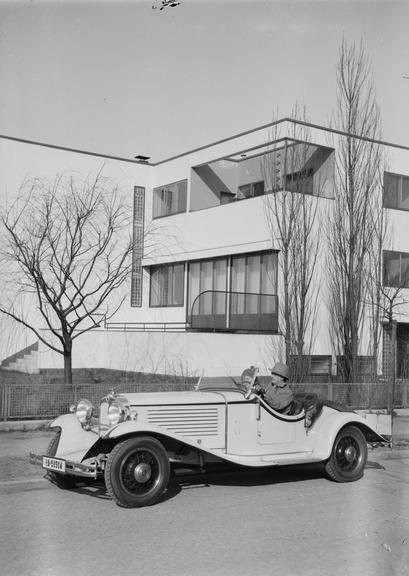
<box><xmin>42</xmin><ymin>456</ymin><xmax>66</xmax><ymax>473</ymax></box>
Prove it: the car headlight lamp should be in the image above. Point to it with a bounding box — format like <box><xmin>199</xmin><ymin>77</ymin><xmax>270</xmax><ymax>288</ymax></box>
<box><xmin>75</xmin><ymin>399</ymin><xmax>95</xmax><ymax>425</ymax></box>
<box><xmin>108</xmin><ymin>396</ymin><xmax>130</xmax><ymax>427</ymax></box>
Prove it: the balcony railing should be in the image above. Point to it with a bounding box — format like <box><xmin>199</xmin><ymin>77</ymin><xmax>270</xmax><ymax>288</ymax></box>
<box><xmin>190</xmin><ymin>290</ymin><xmax>278</xmax><ymax>333</ymax></box>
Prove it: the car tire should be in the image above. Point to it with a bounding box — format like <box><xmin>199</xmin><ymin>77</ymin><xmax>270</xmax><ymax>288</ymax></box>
<box><xmin>105</xmin><ymin>436</ymin><xmax>170</xmax><ymax>508</ymax></box>
<box><xmin>325</xmin><ymin>425</ymin><xmax>367</xmax><ymax>482</ymax></box>
<box><xmin>45</xmin><ymin>430</ymin><xmax>77</xmax><ymax>489</ymax></box>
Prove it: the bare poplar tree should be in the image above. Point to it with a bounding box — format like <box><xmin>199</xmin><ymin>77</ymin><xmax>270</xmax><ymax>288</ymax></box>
<box><xmin>327</xmin><ymin>38</ymin><xmax>383</xmax><ymax>383</ymax></box>
<box><xmin>263</xmin><ymin>108</ymin><xmax>321</xmax><ymax>381</ymax></box>
<box><xmin>0</xmin><ymin>171</ymin><xmax>139</xmax><ymax>384</ymax></box>
<box><xmin>366</xmin><ymin>168</ymin><xmax>387</xmax><ymax>380</ymax></box>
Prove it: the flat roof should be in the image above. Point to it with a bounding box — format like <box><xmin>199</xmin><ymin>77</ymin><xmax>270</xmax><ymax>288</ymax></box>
<box><xmin>1</xmin><ymin>117</ymin><xmax>409</xmax><ymax>166</ymax></box>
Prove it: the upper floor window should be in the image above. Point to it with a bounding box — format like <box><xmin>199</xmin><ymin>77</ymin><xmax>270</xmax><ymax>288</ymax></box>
<box><xmin>153</xmin><ymin>179</ymin><xmax>187</xmax><ymax>218</ymax></box>
<box><xmin>237</xmin><ymin>181</ymin><xmax>264</xmax><ymax>200</ymax></box>
<box><xmin>284</xmin><ymin>168</ymin><xmax>314</xmax><ymax>195</ymax></box>
<box><xmin>383</xmin><ymin>250</ymin><xmax>409</xmax><ymax>288</ymax></box>
<box><xmin>150</xmin><ymin>262</ymin><xmax>185</xmax><ymax>307</ymax></box>
<box><xmin>383</xmin><ymin>172</ymin><xmax>409</xmax><ymax>211</ymax></box>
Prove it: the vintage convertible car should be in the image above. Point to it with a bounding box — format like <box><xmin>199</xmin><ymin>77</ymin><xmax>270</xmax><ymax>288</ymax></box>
<box><xmin>30</xmin><ymin>367</ymin><xmax>386</xmax><ymax>508</ymax></box>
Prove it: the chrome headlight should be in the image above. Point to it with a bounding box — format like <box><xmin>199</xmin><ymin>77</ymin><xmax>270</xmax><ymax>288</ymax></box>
<box><xmin>75</xmin><ymin>399</ymin><xmax>95</xmax><ymax>425</ymax></box>
<box><xmin>108</xmin><ymin>396</ymin><xmax>130</xmax><ymax>427</ymax></box>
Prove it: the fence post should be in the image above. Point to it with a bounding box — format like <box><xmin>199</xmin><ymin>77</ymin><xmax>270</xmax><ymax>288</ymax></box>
<box><xmin>327</xmin><ymin>382</ymin><xmax>333</xmax><ymax>402</ymax></box>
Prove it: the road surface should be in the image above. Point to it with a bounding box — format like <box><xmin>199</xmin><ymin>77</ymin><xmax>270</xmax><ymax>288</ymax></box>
<box><xmin>0</xmin><ymin>431</ymin><xmax>408</xmax><ymax>576</ymax></box>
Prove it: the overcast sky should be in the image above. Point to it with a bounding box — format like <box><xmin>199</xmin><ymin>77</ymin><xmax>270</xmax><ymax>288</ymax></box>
<box><xmin>0</xmin><ymin>0</ymin><xmax>408</xmax><ymax>162</ymax></box>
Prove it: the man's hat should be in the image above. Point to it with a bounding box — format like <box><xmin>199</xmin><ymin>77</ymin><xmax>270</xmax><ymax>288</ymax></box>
<box><xmin>270</xmin><ymin>362</ymin><xmax>290</xmax><ymax>381</ymax></box>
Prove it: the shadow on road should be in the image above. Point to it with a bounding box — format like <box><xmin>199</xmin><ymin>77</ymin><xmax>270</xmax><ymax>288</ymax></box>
<box><xmin>13</xmin><ymin>458</ymin><xmax>388</xmax><ymax>505</ymax></box>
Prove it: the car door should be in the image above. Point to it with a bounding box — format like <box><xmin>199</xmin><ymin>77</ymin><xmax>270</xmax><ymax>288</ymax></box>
<box><xmin>256</xmin><ymin>398</ymin><xmax>313</xmax><ymax>455</ymax></box>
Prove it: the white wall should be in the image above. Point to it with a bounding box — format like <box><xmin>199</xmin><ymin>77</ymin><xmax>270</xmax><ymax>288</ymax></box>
<box><xmin>38</xmin><ymin>329</ymin><xmax>284</xmax><ymax>378</ymax></box>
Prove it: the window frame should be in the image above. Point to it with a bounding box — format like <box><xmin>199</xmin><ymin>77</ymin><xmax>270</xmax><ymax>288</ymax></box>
<box><xmin>149</xmin><ymin>262</ymin><xmax>185</xmax><ymax>307</ymax></box>
<box><xmin>383</xmin><ymin>250</ymin><xmax>409</xmax><ymax>288</ymax></box>
<box><xmin>152</xmin><ymin>179</ymin><xmax>188</xmax><ymax>219</ymax></box>
<box><xmin>383</xmin><ymin>171</ymin><xmax>409</xmax><ymax>212</ymax></box>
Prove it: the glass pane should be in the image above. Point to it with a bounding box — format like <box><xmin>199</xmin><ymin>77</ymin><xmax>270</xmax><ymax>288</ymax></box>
<box><xmin>177</xmin><ymin>180</ymin><xmax>187</xmax><ymax>212</ymax></box>
<box><xmin>150</xmin><ymin>267</ymin><xmax>163</xmax><ymax>306</ymax></box>
<box><xmin>384</xmin><ymin>251</ymin><xmax>401</xmax><ymax>286</ymax></box>
<box><xmin>261</xmin><ymin>252</ymin><xmax>277</xmax><ymax>294</ymax></box>
<box><xmin>383</xmin><ymin>173</ymin><xmax>399</xmax><ymax>209</ymax></box>
<box><xmin>188</xmin><ymin>262</ymin><xmax>201</xmax><ymax>314</ymax></box>
<box><xmin>172</xmin><ymin>263</ymin><xmax>184</xmax><ymax>305</ymax></box>
<box><xmin>153</xmin><ymin>189</ymin><xmax>162</xmax><ymax>218</ymax></box>
<box><xmin>401</xmin><ymin>254</ymin><xmax>409</xmax><ymax>288</ymax></box>
<box><xmin>231</xmin><ymin>256</ymin><xmax>245</xmax><ymax>313</ymax></box>
<box><xmin>253</xmin><ymin>181</ymin><xmax>264</xmax><ymax>197</ymax></box>
<box><xmin>246</xmin><ymin>255</ymin><xmax>259</xmax><ymax>313</ymax></box>
<box><xmin>401</xmin><ymin>177</ymin><xmax>409</xmax><ymax>210</ymax></box>
<box><xmin>153</xmin><ymin>180</ymin><xmax>187</xmax><ymax>217</ymax></box>
<box><xmin>200</xmin><ymin>260</ymin><xmax>213</xmax><ymax>314</ymax></box>
<box><xmin>214</xmin><ymin>259</ymin><xmax>227</xmax><ymax>314</ymax></box>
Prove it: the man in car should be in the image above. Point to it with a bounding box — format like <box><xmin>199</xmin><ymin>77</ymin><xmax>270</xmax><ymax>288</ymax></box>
<box><xmin>255</xmin><ymin>362</ymin><xmax>294</xmax><ymax>414</ymax></box>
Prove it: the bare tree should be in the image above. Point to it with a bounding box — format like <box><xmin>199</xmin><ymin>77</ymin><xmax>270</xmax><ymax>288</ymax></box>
<box><xmin>0</xmin><ymin>170</ymin><xmax>139</xmax><ymax>384</ymax></box>
<box><xmin>366</xmin><ymin>168</ymin><xmax>387</xmax><ymax>380</ymax></box>
<box><xmin>263</xmin><ymin>108</ymin><xmax>321</xmax><ymax>381</ymax></box>
<box><xmin>327</xmin><ymin>38</ymin><xmax>383</xmax><ymax>383</ymax></box>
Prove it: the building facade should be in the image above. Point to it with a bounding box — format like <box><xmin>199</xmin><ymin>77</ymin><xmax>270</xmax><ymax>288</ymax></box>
<box><xmin>1</xmin><ymin>118</ymin><xmax>409</xmax><ymax>379</ymax></box>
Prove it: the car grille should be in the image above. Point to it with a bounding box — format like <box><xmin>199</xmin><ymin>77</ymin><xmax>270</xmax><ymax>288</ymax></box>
<box><xmin>146</xmin><ymin>406</ymin><xmax>220</xmax><ymax>437</ymax></box>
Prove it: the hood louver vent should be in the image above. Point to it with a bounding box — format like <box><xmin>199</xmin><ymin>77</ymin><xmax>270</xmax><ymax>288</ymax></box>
<box><xmin>147</xmin><ymin>406</ymin><xmax>219</xmax><ymax>437</ymax></box>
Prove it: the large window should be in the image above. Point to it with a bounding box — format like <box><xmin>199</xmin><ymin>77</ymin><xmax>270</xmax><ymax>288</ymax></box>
<box><xmin>383</xmin><ymin>250</ymin><xmax>409</xmax><ymax>288</ymax></box>
<box><xmin>153</xmin><ymin>179</ymin><xmax>187</xmax><ymax>218</ymax></box>
<box><xmin>188</xmin><ymin>251</ymin><xmax>278</xmax><ymax>332</ymax></box>
<box><xmin>188</xmin><ymin>257</ymin><xmax>228</xmax><ymax>320</ymax></box>
<box><xmin>150</xmin><ymin>263</ymin><xmax>185</xmax><ymax>307</ymax></box>
<box><xmin>384</xmin><ymin>172</ymin><xmax>409</xmax><ymax>211</ymax></box>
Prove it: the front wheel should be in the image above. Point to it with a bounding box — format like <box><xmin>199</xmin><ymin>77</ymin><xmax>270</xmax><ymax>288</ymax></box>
<box><xmin>325</xmin><ymin>426</ymin><xmax>367</xmax><ymax>482</ymax></box>
<box><xmin>105</xmin><ymin>436</ymin><xmax>170</xmax><ymax>508</ymax></box>
<box><xmin>45</xmin><ymin>431</ymin><xmax>77</xmax><ymax>489</ymax></box>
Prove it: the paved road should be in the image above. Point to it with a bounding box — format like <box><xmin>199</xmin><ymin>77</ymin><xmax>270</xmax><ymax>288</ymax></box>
<box><xmin>0</xmin><ymin>432</ymin><xmax>408</xmax><ymax>576</ymax></box>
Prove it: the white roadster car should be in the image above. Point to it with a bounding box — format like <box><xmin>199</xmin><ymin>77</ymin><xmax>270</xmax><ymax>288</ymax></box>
<box><xmin>30</xmin><ymin>367</ymin><xmax>387</xmax><ymax>507</ymax></box>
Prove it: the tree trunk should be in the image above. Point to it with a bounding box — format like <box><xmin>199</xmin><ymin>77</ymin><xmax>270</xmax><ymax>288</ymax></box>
<box><xmin>387</xmin><ymin>320</ymin><xmax>397</xmax><ymax>415</ymax></box>
<box><xmin>63</xmin><ymin>337</ymin><xmax>73</xmax><ymax>387</ymax></box>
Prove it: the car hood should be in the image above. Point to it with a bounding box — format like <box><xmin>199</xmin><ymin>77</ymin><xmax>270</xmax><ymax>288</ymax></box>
<box><xmin>123</xmin><ymin>389</ymin><xmax>244</xmax><ymax>407</ymax></box>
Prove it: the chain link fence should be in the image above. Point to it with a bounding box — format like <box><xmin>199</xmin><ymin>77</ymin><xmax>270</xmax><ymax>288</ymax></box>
<box><xmin>1</xmin><ymin>375</ymin><xmax>408</xmax><ymax>421</ymax></box>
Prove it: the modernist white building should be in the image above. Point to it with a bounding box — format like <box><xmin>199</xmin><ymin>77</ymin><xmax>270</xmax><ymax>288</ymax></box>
<box><xmin>1</xmin><ymin>118</ymin><xmax>409</xmax><ymax>378</ymax></box>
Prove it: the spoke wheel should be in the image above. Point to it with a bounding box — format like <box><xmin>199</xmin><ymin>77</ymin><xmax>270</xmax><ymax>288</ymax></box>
<box><xmin>325</xmin><ymin>426</ymin><xmax>367</xmax><ymax>483</ymax></box>
<box><xmin>105</xmin><ymin>437</ymin><xmax>170</xmax><ymax>508</ymax></box>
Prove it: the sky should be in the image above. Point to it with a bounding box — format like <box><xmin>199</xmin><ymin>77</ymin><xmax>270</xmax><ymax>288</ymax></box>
<box><xmin>0</xmin><ymin>0</ymin><xmax>408</xmax><ymax>162</ymax></box>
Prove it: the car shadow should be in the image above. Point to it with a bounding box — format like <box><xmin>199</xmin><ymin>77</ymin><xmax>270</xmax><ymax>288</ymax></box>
<box><xmin>51</xmin><ymin>476</ymin><xmax>183</xmax><ymax>505</ymax></box>
<box><xmin>47</xmin><ymin>459</ymin><xmax>385</xmax><ymax>506</ymax></box>
<box><xmin>172</xmin><ymin>462</ymin><xmax>325</xmax><ymax>491</ymax></box>
<box><xmin>48</xmin><ymin>464</ymin><xmax>324</xmax><ymax>505</ymax></box>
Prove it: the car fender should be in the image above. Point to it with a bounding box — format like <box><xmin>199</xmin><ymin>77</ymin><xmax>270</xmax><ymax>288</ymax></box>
<box><xmin>49</xmin><ymin>414</ymin><xmax>100</xmax><ymax>462</ymax></box>
<box><xmin>310</xmin><ymin>409</ymin><xmax>387</xmax><ymax>461</ymax></box>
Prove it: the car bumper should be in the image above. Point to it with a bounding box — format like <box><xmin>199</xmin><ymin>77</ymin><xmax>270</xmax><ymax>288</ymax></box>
<box><xmin>29</xmin><ymin>451</ymin><xmax>99</xmax><ymax>479</ymax></box>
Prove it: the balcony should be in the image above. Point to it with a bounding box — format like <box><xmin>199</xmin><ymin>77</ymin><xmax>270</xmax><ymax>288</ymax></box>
<box><xmin>189</xmin><ymin>290</ymin><xmax>279</xmax><ymax>333</ymax></box>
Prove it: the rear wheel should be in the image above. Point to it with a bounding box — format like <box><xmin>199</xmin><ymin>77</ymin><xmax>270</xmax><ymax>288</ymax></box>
<box><xmin>45</xmin><ymin>431</ymin><xmax>77</xmax><ymax>489</ymax></box>
<box><xmin>325</xmin><ymin>426</ymin><xmax>367</xmax><ymax>482</ymax></box>
<box><xmin>105</xmin><ymin>436</ymin><xmax>170</xmax><ymax>508</ymax></box>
